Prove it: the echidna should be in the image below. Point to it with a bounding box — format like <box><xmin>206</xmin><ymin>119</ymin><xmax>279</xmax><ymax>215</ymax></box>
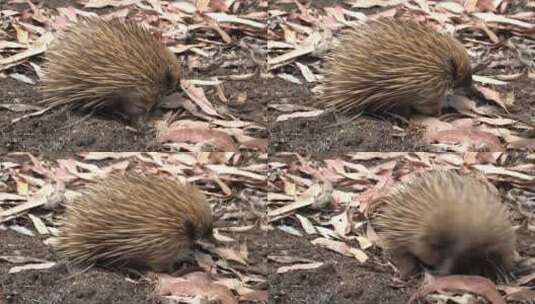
<box><xmin>54</xmin><ymin>173</ymin><xmax>213</xmax><ymax>273</ymax></box>
<box><xmin>40</xmin><ymin>17</ymin><xmax>181</xmax><ymax>126</ymax></box>
<box><xmin>370</xmin><ymin>170</ymin><xmax>515</xmax><ymax>279</ymax></box>
<box><xmin>319</xmin><ymin>18</ymin><xmax>472</xmax><ymax>116</ymax></box>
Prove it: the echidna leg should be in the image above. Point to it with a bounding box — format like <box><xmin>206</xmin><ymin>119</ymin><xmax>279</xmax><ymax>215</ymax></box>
<box><xmin>389</xmin><ymin>250</ymin><xmax>420</xmax><ymax>279</ymax></box>
<box><xmin>109</xmin><ymin>90</ymin><xmax>151</xmax><ymax>129</ymax></box>
<box><xmin>388</xmin><ymin>104</ymin><xmax>413</xmax><ymax>117</ymax></box>
<box><xmin>170</xmin><ymin>250</ymin><xmax>205</xmax><ymax>277</ymax></box>
<box><xmin>148</xmin><ymin>247</ymin><xmax>196</xmax><ymax>273</ymax></box>
<box><xmin>147</xmin><ymin>259</ymin><xmax>176</xmax><ymax>273</ymax></box>
<box><xmin>174</xmin><ymin>248</ymin><xmax>196</xmax><ymax>265</ymax></box>
<box><xmin>129</xmin><ymin>114</ymin><xmax>148</xmax><ymax>131</ymax></box>
<box><xmin>411</xmin><ymin>96</ymin><xmax>443</xmax><ymax>116</ymax></box>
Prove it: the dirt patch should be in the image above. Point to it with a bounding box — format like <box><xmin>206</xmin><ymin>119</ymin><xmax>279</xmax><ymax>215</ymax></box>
<box><xmin>267</xmin><ymin>74</ymin><xmax>534</xmax><ymax>156</ymax></box>
<box><xmin>267</xmin><ymin>230</ymin><xmax>415</xmax><ymax>304</ymax></box>
<box><xmin>0</xmin><ymin>228</ymin><xmax>269</xmax><ymax>304</ymax></box>
<box><xmin>0</xmin><ymin>73</ymin><xmax>270</xmax><ymax>152</ymax></box>
<box><xmin>0</xmin><ymin>230</ymin><xmax>156</xmax><ymax>304</ymax></box>
<box><xmin>267</xmin><ymin>78</ymin><xmax>427</xmax><ymax>155</ymax></box>
<box><xmin>266</xmin><ymin>197</ymin><xmax>535</xmax><ymax>304</ymax></box>
<box><xmin>500</xmin><ymin>76</ymin><xmax>535</xmax><ymax>126</ymax></box>
<box><xmin>0</xmin><ymin>77</ymin><xmax>160</xmax><ymax>151</ymax></box>
<box><xmin>270</xmin><ymin>114</ymin><xmax>427</xmax><ymax>155</ymax></box>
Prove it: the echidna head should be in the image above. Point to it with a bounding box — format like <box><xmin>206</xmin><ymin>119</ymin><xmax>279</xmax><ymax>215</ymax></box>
<box><xmin>201</xmin><ymin>222</ymin><xmax>216</xmax><ymax>243</ymax></box>
<box><xmin>415</xmin><ymin>221</ymin><xmax>513</xmax><ymax>279</ymax></box>
<box><xmin>196</xmin><ymin>211</ymin><xmax>214</xmax><ymax>239</ymax></box>
<box><xmin>164</xmin><ymin>65</ymin><xmax>181</xmax><ymax>93</ymax></box>
<box><xmin>450</xmin><ymin>50</ymin><xmax>473</xmax><ymax>90</ymax></box>
<box><xmin>109</xmin><ymin>88</ymin><xmax>157</xmax><ymax>127</ymax></box>
<box><xmin>432</xmin><ymin>239</ymin><xmax>513</xmax><ymax>279</ymax></box>
<box><xmin>185</xmin><ymin>217</ymin><xmax>214</xmax><ymax>243</ymax></box>
<box><xmin>411</xmin><ymin>230</ymin><xmax>455</xmax><ymax>271</ymax></box>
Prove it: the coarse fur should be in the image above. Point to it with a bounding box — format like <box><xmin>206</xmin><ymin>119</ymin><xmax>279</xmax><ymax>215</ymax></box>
<box><xmin>54</xmin><ymin>173</ymin><xmax>213</xmax><ymax>273</ymax></box>
<box><xmin>319</xmin><ymin>18</ymin><xmax>472</xmax><ymax>116</ymax></box>
<box><xmin>40</xmin><ymin>17</ymin><xmax>181</xmax><ymax>125</ymax></box>
<box><xmin>371</xmin><ymin>170</ymin><xmax>515</xmax><ymax>279</ymax></box>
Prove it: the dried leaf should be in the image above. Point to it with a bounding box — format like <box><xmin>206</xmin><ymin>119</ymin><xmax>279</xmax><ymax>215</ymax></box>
<box><xmin>295</xmin><ymin>214</ymin><xmax>316</xmax><ymax>234</ymax></box>
<box><xmin>436</xmin><ymin>2</ymin><xmax>465</xmax><ymax>13</ymax></box>
<box><xmin>472</xmin><ymin>164</ymin><xmax>534</xmax><ymax>180</ymax></box>
<box><xmin>506</xmin><ymin>288</ymin><xmax>535</xmax><ymax>302</ymax></box>
<box><xmin>475</xmin><ymin>86</ymin><xmax>509</xmax><ymax>112</ymax></box>
<box><xmin>158</xmin><ymin>272</ymin><xmax>238</xmax><ymax>304</ymax></box>
<box><xmin>428</xmin><ymin>128</ymin><xmax>504</xmax><ymax>151</ymax></box>
<box><xmin>28</xmin><ymin>214</ymin><xmax>49</xmax><ymax>235</ymax></box>
<box><xmin>205</xmin><ymin>165</ymin><xmax>265</xmax><ymax>180</ymax></box>
<box><xmin>311</xmin><ymin>237</ymin><xmax>368</xmax><ymax>263</ymax></box>
<box><xmin>276</xmin><ymin>110</ymin><xmax>324</xmax><ymax>122</ymax></box>
<box><xmin>277</xmin><ymin>262</ymin><xmax>323</xmax><ymax>274</ymax></box>
<box><xmin>349</xmin><ymin>0</ymin><xmax>407</xmax><ymax>8</ymax></box>
<box><xmin>0</xmin><ymin>256</ymin><xmax>49</xmax><ymax>264</ymax></box>
<box><xmin>409</xmin><ymin>274</ymin><xmax>505</xmax><ymax>304</ymax></box>
<box><xmin>205</xmin><ymin>12</ymin><xmax>265</xmax><ymax>28</ymax></box>
<box><xmin>158</xmin><ymin>127</ymin><xmax>238</xmax><ymax>152</ymax></box>
<box><xmin>9</xmin><ymin>262</ymin><xmax>56</xmax><ymax>273</ymax></box>
<box><xmin>214</xmin><ymin>247</ymin><xmax>247</xmax><ymax>265</ymax></box>
<box><xmin>180</xmin><ymin>80</ymin><xmax>221</xmax><ymax>118</ymax></box>
<box><xmin>295</xmin><ymin>62</ymin><xmax>317</xmax><ymax>82</ymax></box>
<box><xmin>474</xmin><ymin>12</ymin><xmax>534</xmax><ymax>28</ymax></box>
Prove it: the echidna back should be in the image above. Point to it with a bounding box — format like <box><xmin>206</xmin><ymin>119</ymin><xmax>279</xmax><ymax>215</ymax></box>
<box><xmin>319</xmin><ymin>18</ymin><xmax>472</xmax><ymax>116</ymax></box>
<box><xmin>41</xmin><ymin>18</ymin><xmax>181</xmax><ymax>115</ymax></box>
<box><xmin>55</xmin><ymin>173</ymin><xmax>212</xmax><ymax>272</ymax></box>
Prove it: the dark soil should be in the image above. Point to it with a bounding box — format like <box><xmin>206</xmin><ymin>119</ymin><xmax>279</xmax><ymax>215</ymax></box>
<box><xmin>0</xmin><ymin>78</ymin><xmax>161</xmax><ymax>151</ymax></box>
<box><xmin>0</xmin><ymin>230</ymin><xmax>156</xmax><ymax>304</ymax></box>
<box><xmin>0</xmin><ymin>227</ymin><xmax>269</xmax><ymax>304</ymax></box>
<box><xmin>267</xmin><ymin>78</ymin><xmax>427</xmax><ymax>155</ymax></box>
<box><xmin>500</xmin><ymin>77</ymin><xmax>535</xmax><ymax>126</ymax></box>
<box><xmin>0</xmin><ymin>72</ymin><xmax>270</xmax><ymax>151</ymax></box>
<box><xmin>0</xmin><ymin>0</ymin><xmax>267</xmax><ymax>152</ymax></box>
<box><xmin>267</xmin><ymin>230</ymin><xmax>415</xmax><ymax>304</ymax></box>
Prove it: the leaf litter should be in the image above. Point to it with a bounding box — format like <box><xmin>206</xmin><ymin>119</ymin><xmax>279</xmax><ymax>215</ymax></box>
<box><xmin>0</xmin><ymin>152</ymin><xmax>268</xmax><ymax>303</ymax></box>
<box><xmin>268</xmin><ymin>151</ymin><xmax>535</xmax><ymax>303</ymax></box>
<box><xmin>0</xmin><ymin>0</ymin><xmax>268</xmax><ymax>151</ymax></box>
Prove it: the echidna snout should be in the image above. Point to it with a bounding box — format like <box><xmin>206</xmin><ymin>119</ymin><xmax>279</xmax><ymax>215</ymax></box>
<box><xmin>413</xmin><ymin>232</ymin><xmax>513</xmax><ymax>278</ymax></box>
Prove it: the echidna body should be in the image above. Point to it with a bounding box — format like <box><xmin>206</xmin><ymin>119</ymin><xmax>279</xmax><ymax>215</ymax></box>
<box><xmin>320</xmin><ymin>18</ymin><xmax>472</xmax><ymax>115</ymax></box>
<box><xmin>371</xmin><ymin>170</ymin><xmax>515</xmax><ymax>279</ymax></box>
<box><xmin>55</xmin><ymin>173</ymin><xmax>213</xmax><ymax>272</ymax></box>
<box><xmin>40</xmin><ymin>18</ymin><xmax>181</xmax><ymax>125</ymax></box>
